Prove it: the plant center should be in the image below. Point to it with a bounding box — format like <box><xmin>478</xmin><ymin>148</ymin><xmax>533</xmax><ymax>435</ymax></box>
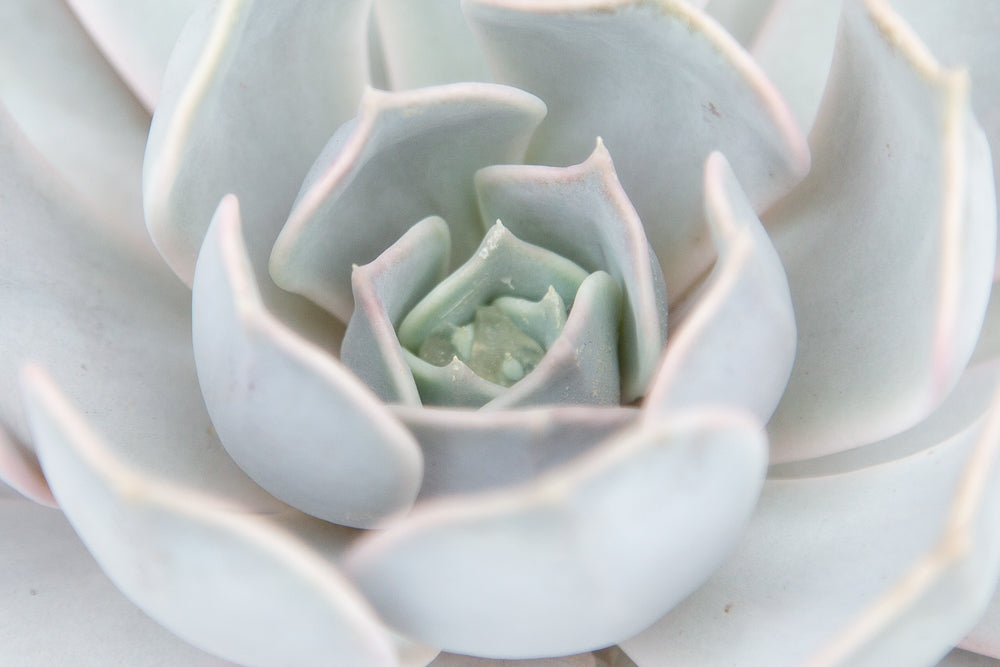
<box><xmin>416</xmin><ymin>286</ymin><xmax>567</xmax><ymax>387</ymax></box>
<box><xmin>395</xmin><ymin>221</ymin><xmax>591</xmax><ymax>405</ymax></box>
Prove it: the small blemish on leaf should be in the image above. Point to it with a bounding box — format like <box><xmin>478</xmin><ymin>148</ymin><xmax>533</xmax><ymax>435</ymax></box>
<box><xmin>724</xmin><ymin>603</ymin><xmax>733</xmax><ymax>614</ymax></box>
<box><xmin>702</xmin><ymin>102</ymin><xmax>721</xmax><ymax>119</ymax></box>
<box><xmin>29</xmin><ymin>588</ymin><xmax>37</xmax><ymax>597</ymax></box>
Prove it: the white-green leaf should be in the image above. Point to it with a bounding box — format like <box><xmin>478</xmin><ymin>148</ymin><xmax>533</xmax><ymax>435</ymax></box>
<box><xmin>645</xmin><ymin>152</ymin><xmax>795</xmax><ymax>424</ymax></box>
<box><xmin>347</xmin><ymin>410</ymin><xmax>766</xmax><ymax>658</ymax></box>
<box><xmin>464</xmin><ymin>0</ymin><xmax>809</xmax><ymax>301</ymax></box>
<box><xmin>64</xmin><ymin>0</ymin><xmax>202</xmax><ymax>109</ymax></box>
<box><xmin>144</xmin><ymin>0</ymin><xmax>369</xmax><ymax>344</ymax></box>
<box><xmin>622</xmin><ymin>366</ymin><xmax>1000</xmax><ymax>667</ymax></box>
<box><xmin>342</xmin><ymin>216</ymin><xmax>451</xmax><ymax>405</ymax></box>
<box><xmin>765</xmin><ymin>0</ymin><xmax>996</xmax><ymax>462</ymax></box>
<box><xmin>21</xmin><ymin>366</ymin><xmax>400</xmax><ymax>667</ymax></box>
<box><xmin>270</xmin><ymin>84</ymin><xmax>546</xmax><ymax>322</ymax></box>
<box><xmin>476</xmin><ymin>139</ymin><xmax>668</xmax><ymax>402</ymax></box>
<box><xmin>192</xmin><ymin>196</ymin><xmax>424</xmax><ymax>528</ymax></box>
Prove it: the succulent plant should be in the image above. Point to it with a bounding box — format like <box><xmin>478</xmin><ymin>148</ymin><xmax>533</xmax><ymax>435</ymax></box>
<box><xmin>1</xmin><ymin>0</ymin><xmax>999</xmax><ymax>665</ymax></box>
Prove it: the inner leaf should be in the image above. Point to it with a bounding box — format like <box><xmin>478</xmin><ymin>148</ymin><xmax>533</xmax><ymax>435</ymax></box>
<box><xmin>398</xmin><ymin>222</ymin><xmax>588</xmax><ymax>397</ymax></box>
<box><xmin>418</xmin><ymin>295</ymin><xmax>566</xmax><ymax>387</ymax></box>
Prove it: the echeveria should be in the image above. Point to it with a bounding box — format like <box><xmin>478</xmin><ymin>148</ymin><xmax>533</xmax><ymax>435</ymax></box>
<box><xmin>1</xmin><ymin>0</ymin><xmax>999</xmax><ymax>666</ymax></box>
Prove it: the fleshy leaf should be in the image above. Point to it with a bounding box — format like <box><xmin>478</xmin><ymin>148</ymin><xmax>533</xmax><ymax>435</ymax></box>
<box><xmin>889</xmin><ymin>0</ymin><xmax>1000</xmax><ymax>279</ymax></box>
<box><xmin>755</xmin><ymin>0</ymin><xmax>1000</xmax><ymax>266</ymax></box>
<box><xmin>393</xmin><ymin>222</ymin><xmax>622</xmax><ymax>408</ymax></box>
<box><xmin>622</xmin><ymin>369</ymin><xmax>1000</xmax><ymax>667</ymax></box>
<box><xmin>144</xmin><ymin>0</ymin><xmax>368</xmax><ymax>344</ymax></box>
<box><xmin>373</xmin><ymin>0</ymin><xmax>491</xmax><ymax>89</ymax></box>
<box><xmin>704</xmin><ymin>0</ymin><xmax>776</xmax><ymax>45</ymax></box>
<box><xmin>398</xmin><ymin>222</ymin><xmax>587</xmax><ymax>351</ymax></box>
<box><xmin>493</xmin><ymin>288</ymin><xmax>567</xmax><ymax>349</ymax></box>
<box><xmin>0</xmin><ymin>102</ymin><xmax>277</xmax><ymax>511</ymax></box>
<box><xmin>270</xmin><ymin>84</ymin><xmax>546</xmax><ymax>322</ymax></box>
<box><xmin>484</xmin><ymin>271</ymin><xmax>622</xmax><ymax>409</ymax></box>
<box><xmin>20</xmin><ymin>366</ymin><xmax>399</xmax><ymax>667</ymax></box>
<box><xmin>645</xmin><ymin>152</ymin><xmax>795</xmax><ymax>424</ymax></box>
<box><xmin>764</xmin><ymin>0</ymin><xmax>996</xmax><ymax>462</ymax></box>
<box><xmin>192</xmin><ymin>196</ymin><xmax>423</xmax><ymax>528</ymax></box>
<box><xmin>367</xmin><ymin>12</ymin><xmax>390</xmax><ymax>90</ymax></box>
<box><xmin>769</xmin><ymin>360</ymin><xmax>1000</xmax><ymax>480</ymax></box>
<box><xmin>64</xmin><ymin>0</ymin><xmax>202</xmax><ymax>109</ymax></box>
<box><xmin>346</xmin><ymin>410</ymin><xmax>766</xmax><ymax>658</ymax></box>
<box><xmin>463</xmin><ymin>0</ymin><xmax>809</xmax><ymax>301</ymax></box>
<box><xmin>405</xmin><ymin>353</ymin><xmax>505</xmax><ymax>408</ymax></box>
<box><xmin>342</xmin><ymin>216</ymin><xmax>451</xmax><ymax>405</ymax></box>
<box><xmin>0</xmin><ymin>0</ymin><xmax>154</xmax><ymax>257</ymax></box>
<box><xmin>750</xmin><ymin>0</ymin><xmax>843</xmax><ymax>132</ymax></box>
<box><xmin>476</xmin><ymin>139</ymin><xmax>668</xmax><ymax>402</ymax></box>
<box><xmin>393</xmin><ymin>404</ymin><xmax>636</xmax><ymax>500</ymax></box>
<box><xmin>0</xmin><ymin>494</ymin><xmax>231</xmax><ymax>666</ymax></box>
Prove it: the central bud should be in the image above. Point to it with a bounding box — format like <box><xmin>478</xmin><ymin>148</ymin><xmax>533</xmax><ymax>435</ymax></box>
<box><xmin>416</xmin><ymin>286</ymin><xmax>567</xmax><ymax>387</ymax></box>
<box><xmin>396</xmin><ymin>221</ymin><xmax>620</xmax><ymax>407</ymax></box>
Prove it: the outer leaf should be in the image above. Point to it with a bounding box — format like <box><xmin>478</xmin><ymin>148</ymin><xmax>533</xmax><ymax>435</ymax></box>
<box><xmin>475</xmin><ymin>139</ymin><xmax>668</xmax><ymax>402</ymax></box>
<box><xmin>889</xmin><ymin>0</ymin><xmax>1000</xmax><ymax>279</ymax></box>
<box><xmin>704</xmin><ymin>0</ymin><xmax>777</xmax><ymax>45</ymax></box>
<box><xmin>0</xmin><ymin>494</ymin><xmax>232</xmax><ymax>666</ymax></box>
<box><xmin>0</xmin><ymin>102</ymin><xmax>275</xmax><ymax>510</ymax></box>
<box><xmin>393</xmin><ymin>404</ymin><xmax>636</xmax><ymax>500</ymax></box>
<box><xmin>192</xmin><ymin>196</ymin><xmax>423</xmax><ymax>528</ymax></box>
<box><xmin>765</xmin><ymin>0</ymin><xmax>996</xmax><ymax>462</ymax></box>
<box><xmin>144</xmin><ymin>0</ymin><xmax>369</xmax><ymax>343</ymax></box>
<box><xmin>346</xmin><ymin>410</ymin><xmax>766</xmax><ymax>659</ymax></box>
<box><xmin>373</xmin><ymin>0</ymin><xmax>491</xmax><ymax>89</ymax></box>
<box><xmin>769</xmin><ymin>360</ymin><xmax>1000</xmax><ymax>479</ymax></box>
<box><xmin>64</xmin><ymin>0</ymin><xmax>202</xmax><ymax>109</ymax></box>
<box><xmin>463</xmin><ymin>0</ymin><xmax>809</xmax><ymax>301</ymax></box>
<box><xmin>20</xmin><ymin>366</ymin><xmax>399</xmax><ymax>667</ymax></box>
<box><xmin>750</xmin><ymin>0</ymin><xmax>843</xmax><ymax>131</ymax></box>
<box><xmin>270</xmin><ymin>84</ymin><xmax>546</xmax><ymax>322</ymax></box>
<box><xmin>622</xmin><ymin>367</ymin><xmax>1000</xmax><ymax>667</ymax></box>
<box><xmin>755</xmin><ymin>0</ymin><xmax>1000</xmax><ymax>271</ymax></box>
<box><xmin>0</xmin><ymin>0</ymin><xmax>154</xmax><ymax>256</ymax></box>
<box><xmin>645</xmin><ymin>151</ymin><xmax>795</xmax><ymax>424</ymax></box>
